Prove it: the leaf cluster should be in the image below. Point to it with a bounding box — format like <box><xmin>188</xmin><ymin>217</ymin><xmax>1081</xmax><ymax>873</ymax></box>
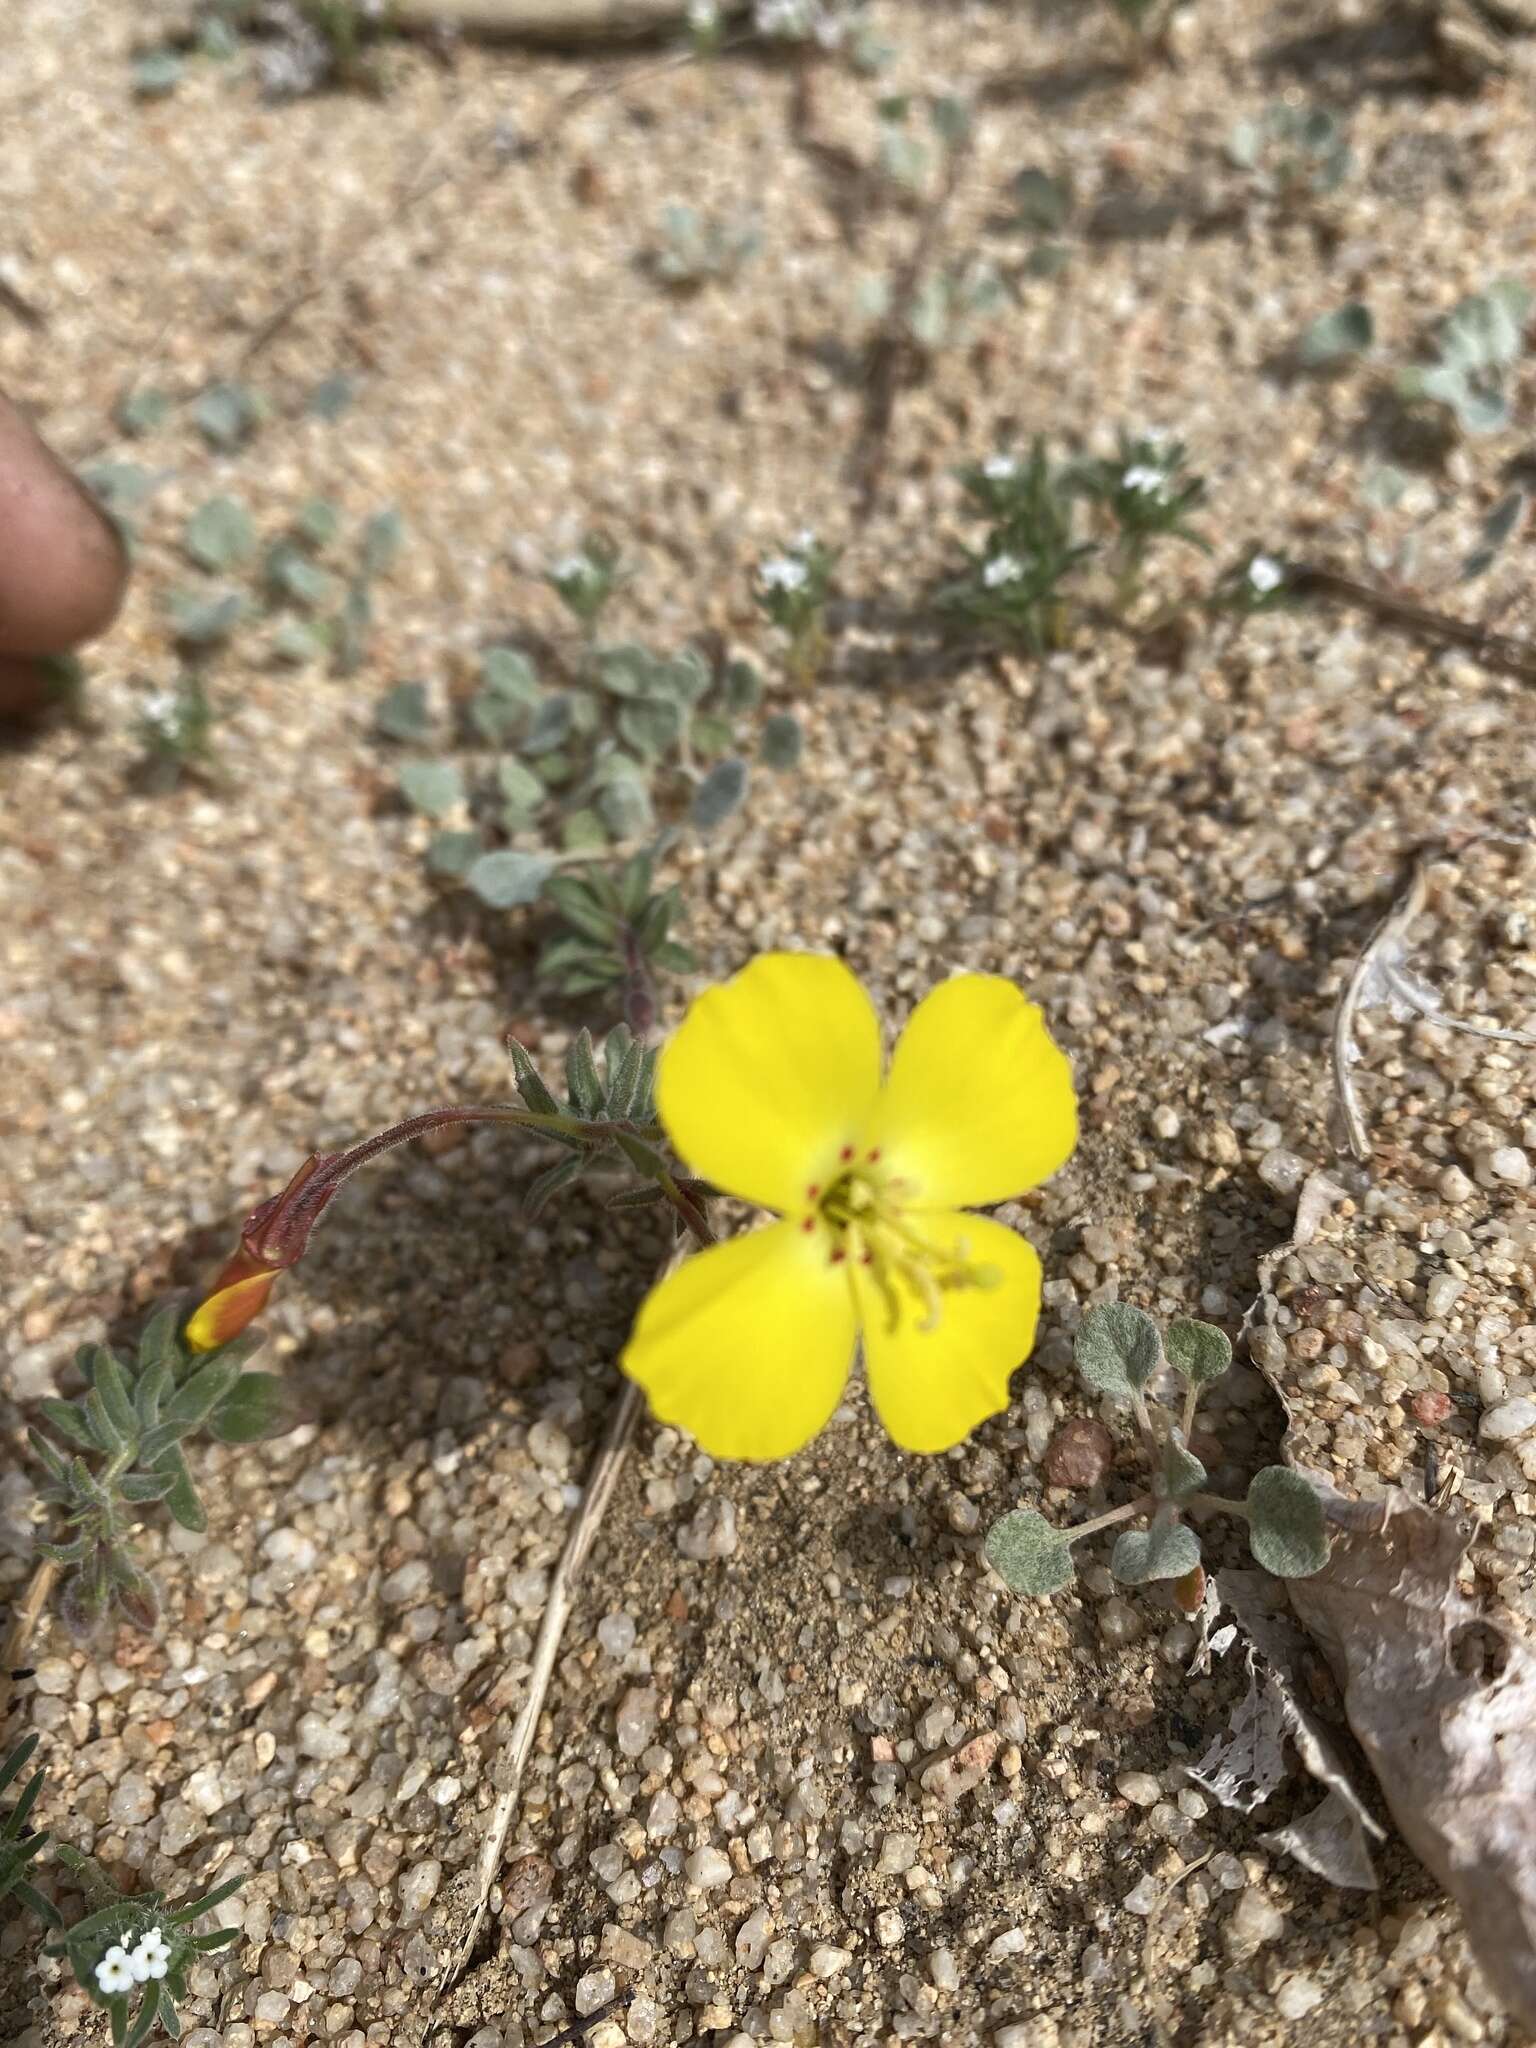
<box><xmin>1397</xmin><ymin>277</ymin><xmax>1532</xmax><ymax>438</ymax></box>
<box><xmin>28</xmin><ymin>1307</ymin><xmax>290</xmax><ymax>1638</ymax></box>
<box><xmin>46</xmin><ymin>1867</ymin><xmax>244</xmax><ymax>2048</ymax></box>
<box><xmin>984</xmin><ymin>1303</ymin><xmax>1331</xmax><ymax>1599</ymax></box>
<box><xmin>1227</xmin><ymin>103</ymin><xmax>1352</xmax><ymax>203</ymax></box>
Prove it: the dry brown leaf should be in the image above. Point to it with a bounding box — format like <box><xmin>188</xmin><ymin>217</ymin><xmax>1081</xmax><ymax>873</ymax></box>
<box><xmin>1191</xmin><ymin>1569</ymin><xmax>1383</xmax><ymax>1891</ymax></box>
<box><xmin>1287</xmin><ymin>1488</ymin><xmax>1536</xmax><ymax>2027</ymax></box>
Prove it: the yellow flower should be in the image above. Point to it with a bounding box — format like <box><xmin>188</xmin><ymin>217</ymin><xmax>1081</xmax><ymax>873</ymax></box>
<box><xmin>621</xmin><ymin>953</ymin><xmax>1077</xmax><ymax>1460</ymax></box>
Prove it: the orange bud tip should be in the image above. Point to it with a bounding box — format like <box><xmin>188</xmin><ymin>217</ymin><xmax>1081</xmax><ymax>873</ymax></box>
<box><xmin>184</xmin><ymin>1271</ymin><xmax>276</xmax><ymax>1352</ymax></box>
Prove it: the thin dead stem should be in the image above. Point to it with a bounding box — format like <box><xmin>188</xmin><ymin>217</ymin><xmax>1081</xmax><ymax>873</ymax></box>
<box><xmin>0</xmin><ymin>1559</ymin><xmax>58</xmax><ymax>1735</ymax></box>
<box><xmin>1330</xmin><ymin>857</ymin><xmax>1429</xmax><ymax>1164</ymax></box>
<box><xmin>1291</xmin><ymin>561</ymin><xmax>1536</xmax><ymax>688</ymax></box>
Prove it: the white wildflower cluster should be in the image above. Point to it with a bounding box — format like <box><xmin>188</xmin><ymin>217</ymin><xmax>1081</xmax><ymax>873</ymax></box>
<box><xmin>1247</xmin><ymin>553</ymin><xmax>1284</xmax><ymax>594</ymax></box>
<box><xmin>140</xmin><ymin>689</ymin><xmax>181</xmax><ymax>733</ymax></box>
<box><xmin>753</xmin><ymin>0</ymin><xmax>858</xmax><ymax>48</ymax></box>
<box><xmin>95</xmin><ymin>1926</ymin><xmax>172</xmax><ymax>1995</ymax></box>
<box><xmin>759</xmin><ymin>555</ymin><xmax>809</xmax><ymax>594</ymax></box>
<box><xmin>687</xmin><ymin>0</ymin><xmax>720</xmax><ymax>29</ymax></box>
<box><xmin>1120</xmin><ymin>462</ymin><xmax>1169</xmax><ymax>498</ymax></box>
<box><xmin>982</xmin><ymin>553</ymin><xmax>1025</xmax><ymax>588</ymax></box>
<box><xmin>551</xmin><ymin>552</ymin><xmax>595</xmax><ymax>584</ymax></box>
<box><xmin>982</xmin><ymin>453</ymin><xmax>1019</xmax><ymax>480</ymax></box>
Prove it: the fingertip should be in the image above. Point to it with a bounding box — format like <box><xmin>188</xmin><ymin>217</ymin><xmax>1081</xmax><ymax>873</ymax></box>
<box><xmin>0</xmin><ymin>395</ymin><xmax>131</xmax><ymax>656</ymax></box>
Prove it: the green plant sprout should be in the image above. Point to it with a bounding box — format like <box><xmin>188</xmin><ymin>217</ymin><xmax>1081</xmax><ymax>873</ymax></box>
<box><xmin>537</xmin><ymin>854</ymin><xmax>694</xmax><ymax>1029</ymax></box>
<box><xmin>1395</xmin><ymin>277</ymin><xmax>1531</xmax><ymax>438</ymax></box>
<box><xmin>984</xmin><ymin>1303</ymin><xmax>1331</xmax><ymax>1600</ymax></box>
<box><xmin>547</xmin><ymin>532</ymin><xmax>628</xmax><ymax>652</ymax></box>
<box><xmin>753</xmin><ymin>531</ymin><xmax>839</xmax><ymax>686</ymax></box>
<box><xmin>46</xmin><ymin>1861</ymin><xmax>244</xmax><ymax>2048</ymax></box>
<box><xmin>651</xmin><ymin>205</ymin><xmax>761</xmax><ymax>291</ymax></box>
<box><xmin>135</xmin><ymin>676</ymin><xmax>218</xmax><ymax>787</ymax></box>
<box><xmin>936</xmin><ymin>441</ymin><xmax>1095</xmax><ymax>652</ymax></box>
<box><xmin>1074</xmin><ymin>431</ymin><xmax>1209</xmax><ymax>605</ymax></box>
<box><xmin>1226</xmin><ymin>103</ymin><xmax>1353</xmax><ymax>205</ymax></box>
<box><xmin>4</xmin><ymin>1735</ymin><xmax>244</xmax><ymax>2044</ymax></box>
<box><xmin>1</xmin><ymin>1735</ymin><xmax>59</xmax><ymax>1930</ymax></box>
<box><xmin>28</xmin><ymin>1306</ymin><xmax>291</xmax><ymax>1637</ymax></box>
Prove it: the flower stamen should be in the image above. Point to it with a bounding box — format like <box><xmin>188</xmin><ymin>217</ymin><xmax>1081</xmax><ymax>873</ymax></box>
<box><xmin>813</xmin><ymin>1163</ymin><xmax>1002</xmax><ymax>1334</ymax></box>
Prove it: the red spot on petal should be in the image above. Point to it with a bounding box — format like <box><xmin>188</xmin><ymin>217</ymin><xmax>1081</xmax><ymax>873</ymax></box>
<box><xmin>830</xmin><ymin>1248</ymin><xmax>846</xmax><ymax>1265</ymax></box>
<box><xmin>862</xmin><ymin>1251</ymin><xmax>874</xmax><ymax>1265</ymax></box>
<box><xmin>839</xmin><ymin>1144</ymin><xmax>854</xmax><ymax>1162</ymax></box>
<box><xmin>806</xmin><ymin>1184</ymin><xmax>820</xmax><ymax>1200</ymax></box>
<box><xmin>801</xmin><ymin>1217</ymin><xmax>815</xmax><ymax>1233</ymax></box>
<box><xmin>866</xmin><ymin>1147</ymin><xmax>882</xmax><ymax>1162</ymax></box>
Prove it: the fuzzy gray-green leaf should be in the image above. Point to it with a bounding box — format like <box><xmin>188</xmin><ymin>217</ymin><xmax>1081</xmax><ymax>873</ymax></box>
<box><xmin>983</xmin><ymin>1510</ymin><xmax>1075</xmax><ymax>1596</ymax></box>
<box><xmin>1074</xmin><ymin>1302</ymin><xmax>1162</xmax><ymax>1400</ymax></box>
<box><xmin>397</xmin><ymin>759</ymin><xmax>464</xmax><ymax>819</ymax></box>
<box><xmin>1298</xmin><ymin>301</ymin><xmax>1372</xmax><ymax>367</ymax></box>
<box><xmin>1247</xmin><ymin>1466</ymin><xmax>1329</xmax><ymax>1578</ymax></box>
<box><xmin>760</xmin><ymin>714</ymin><xmax>804</xmax><ymax>770</ymax></box>
<box><xmin>1160</xmin><ymin>1440</ymin><xmax>1207</xmax><ymax>1501</ymax></box>
<box><xmin>1111</xmin><ymin>1520</ymin><xmax>1201</xmax><ymax>1585</ymax></box>
<box><xmin>691</xmin><ymin>757</ymin><xmax>748</xmax><ymax>831</ymax></box>
<box><xmin>1164</xmin><ymin>1318</ymin><xmax>1231</xmax><ymax>1386</ymax></box>
<box><xmin>465</xmin><ymin>849</ymin><xmax>553</xmax><ymax>910</ymax></box>
<box><xmin>184</xmin><ymin>497</ymin><xmax>255</xmax><ymax>573</ymax></box>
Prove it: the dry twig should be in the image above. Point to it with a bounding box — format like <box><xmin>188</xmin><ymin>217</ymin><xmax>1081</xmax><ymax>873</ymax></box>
<box><xmin>1291</xmin><ymin>561</ymin><xmax>1536</xmax><ymax>688</ymax></box>
<box><xmin>0</xmin><ymin>1560</ymin><xmax>58</xmax><ymax>1736</ymax></box>
<box><xmin>1329</xmin><ymin>857</ymin><xmax>1429</xmax><ymax>1164</ymax></box>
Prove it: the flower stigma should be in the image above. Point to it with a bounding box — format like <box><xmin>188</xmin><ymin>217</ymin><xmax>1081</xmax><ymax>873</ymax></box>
<box><xmin>803</xmin><ymin>1151</ymin><xmax>1003</xmax><ymax>1335</ymax></box>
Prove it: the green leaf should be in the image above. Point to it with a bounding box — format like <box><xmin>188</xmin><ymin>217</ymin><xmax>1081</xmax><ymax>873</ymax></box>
<box><xmin>510</xmin><ymin>1039</ymin><xmax>563</xmax><ymax>1118</ymax></box>
<box><xmin>983</xmin><ymin>1510</ymin><xmax>1075</xmax><ymax>1596</ymax></box>
<box><xmin>617</xmin><ymin>852</ymin><xmax>653</xmax><ymax>919</ymax></box>
<box><xmin>183</xmin><ymin>498</ymin><xmax>255</xmax><ymax>573</ymax></box>
<box><xmin>1246</xmin><ymin>1466</ymin><xmax>1329</xmax><ymax>1578</ymax></box>
<box><xmin>1462</xmin><ymin>488</ymin><xmax>1526</xmax><ymax>580</ymax></box>
<box><xmin>133</xmin><ymin>50</ymin><xmax>183</xmax><ymax>96</ymax></box>
<box><xmin>1111</xmin><ymin>1520</ymin><xmax>1202</xmax><ymax>1585</ymax></box>
<box><xmin>26</xmin><ymin>1428</ymin><xmax>69</xmax><ymax>1485</ymax></box>
<box><xmin>194</xmin><ymin>382</ymin><xmax>258</xmax><ymax>450</ymax></box>
<box><xmin>604</xmin><ymin>1029</ymin><xmax>645</xmax><ymax>1117</ymax></box>
<box><xmin>760</xmin><ymin>713</ymin><xmax>803</xmax><ymax>770</ymax></box>
<box><xmin>597</xmin><ymin>768</ymin><xmax>654</xmax><ymax>840</ymax></box>
<box><xmin>168</xmin><ymin>590</ymin><xmax>245</xmax><ymax>647</ymax></box>
<box><xmin>650</xmin><ymin>939</ymin><xmax>696</xmax><ymax>975</ymax></box>
<box><xmin>307</xmin><ymin>373</ymin><xmax>355</xmax><ymax>420</ymax></box>
<box><xmin>472</xmin><ymin>648</ymin><xmax>540</xmax><ymax>734</ymax></box>
<box><xmin>117</xmin><ymin>388</ymin><xmax>172</xmax><ymax>438</ymax></box>
<box><xmin>360</xmin><ymin>506</ymin><xmax>405</xmax><ymax>578</ymax></box>
<box><xmin>1297</xmin><ymin>301</ymin><xmax>1373</xmax><ymax>367</ymax></box>
<box><xmin>209</xmin><ymin>1372</ymin><xmax>290</xmax><ymax>1444</ymax></box>
<box><xmin>334</xmin><ymin>579</ymin><xmax>373</xmax><ymax>676</ymax></box>
<box><xmin>497</xmin><ymin>757</ymin><xmax>545</xmax><ymax>824</ymax></box>
<box><xmin>397</xmin><ymin>759</ymin><xmax>465</xmax><ymax>818</ymax></box>
<box><xmin>425</xmin><ymin>829</ymin><xmax>482</xmax><ymax>878</ymax></box>
<box><xmin>465</xmin><ymin>849</ymin><xmax>553</xmax><ymax>910</ymax></box>
<box><xmin>161</xmin><ymin>1354</ymin><xmax>243</xmax><ymax>1434</ymax></box>
<box><xmin>266</xmin><ymin>543</ymin><xmax>336</xmax><ymax>610</ymax></box>
<box><xmin>294</xmin><ymin>498</ymin><xmax>340</xmax><ymax>548</ymax></box>
<box><xmin>1160</xmin><ymin>1441</ymin><xmax>1207</xmax><ymax>1501</ymax></box>
<box><xmin>1006</xmin><ymin>165</ymin><xmax>1073</xmax><ymax>234</ymax></box>
<box><xmin>36</xmin><ymin>1398</ymin><xmax>102</xmax><ymax>1453</ymax></box>
<box><xmin>525</xmin><ymin>1155</ymin><xmax>587</xmax><ymax>1217</ymax></box>
<box><xmin>651</xmin><ymin>651</ymin><xmax>712</xmax><ymax>706</ymax></box>
<box><xmin>688</xmin><ymin>712</ymin><xmax>735</xmax><ymax>758</ymax></box>
<box><xmin>522</xmin><ymin>694</ymin><xmax>575</xmax><ymax>757</ymax></box>
<box><xmin>719</xmin><ymin>657</ymin><xmax>763</xmax><ymax>713</ymax></box>
<box><xmin>375</xmin><ymin>681</ymin><xmax>432</xmax><ymax>743</ymax></box>
<box><xmin>595</xmin><ymin>644</ymin><xmax>658</xmax><ymax>698</ymax></box>
<box><xmin>565</xmin><ymin>1028</ymin><xmax>604</xmax><ymax>1116</ymax></box>
<box><xmin>691</xmin><ymin>757</ymin><xmax>748</xmax><ymax>830</ymax></box>
<box><xmin>539</xmin><ymin>935</ymin><xmax>623</xmax><ymax>985</ymax></box>
<box><xmin>544</xmin><ymin>874</ymin><xmax>620</xmax><ymax>944</ymax></box>
<box><xmin>1163</xmin><ymin>1319</ymin><xmax>1231</xmax><ymax>1386</ymax></box>
<box><xmin>619</xmin><ymin>697</ymin><xmax>684</xmax><ymax>757</ymax></box>
<box><xmin>117</xmin><ymin>1470</ymin><xmax>177</xmax><ymax>1503</ymax></box>
<box><xmin>1074</xmin><ymin>1302</ymin><xmax>1162</xmax><ymax>1400</ymax></box>
<box><xmin>88</xmin><ymin>1351</ymin><xmax>140</xmax><ymax>1442</ymax></box>
<box><xmin>271</xmin><ymin>618</ymin><xmax>326</xmax><ymax>665</ymax></box>
<box><xmin>560</xmin><ymin>808</ymin><xmax>607</xmax><ymax>852</ymax></box>
<box><xmin>154</xmin><ymin>1445</ymin><xmax>206</xmax><ymax>1533</ymax></box>
<box><xmin>168</xmin><ymin>1871</ymin><xmax>247</xmax><ymax>1923</ymax></box>
<box><xmin>136</xmin><ymin>1304</ymin><xmax>181</xmax><ymax>1374</ymax></box>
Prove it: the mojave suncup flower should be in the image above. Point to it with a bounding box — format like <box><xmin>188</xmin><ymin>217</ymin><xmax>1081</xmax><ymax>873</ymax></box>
<box><xmin>620</xmin><ymin>953</ymin><xmax>1077</xmax><ymax>1459</ymax></box>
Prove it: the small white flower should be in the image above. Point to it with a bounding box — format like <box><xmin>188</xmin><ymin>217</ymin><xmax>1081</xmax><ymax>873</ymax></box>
<box><xmin>982</xmin><ymin>453</ymin><xmax>1018</xmax><ymax>480</ymax></box>
<box><xmin>759</xmin><ymin>555</ymin><xmax>809</xmax><ymax>593</ymax></box>
<box><xmin>790</xmin><ymin>526</ymin><xmax>818</xmax><ymax>555</ymax></box>
<box><xmin>141</xmin><ymin>689</ymin><xmax>180</xmax><ymax>727</ymax></box>
<box><xmin>982</xmin><ymin>553</ymin><xmax>1024</xmax><ymax>588</ymax></box>
<box><xmin>551</xmin><ymin>553</ymin><xmax>592</xmax><ymax>584</ymax></box>
<box><xmin>688</xmin><ymin>0</ymin><xmax>719</xmax><ymax>27</ymax></box>
<box><xmin>1121</xmin><ymin>464</ymin><xmax>1166</xmax><ymax>496</ymax></box>
<box><xmin>95</xmin><ymin>1947</ymin><xmax>136</xmax><ymax>1995</ymax></box>
<box><xmin>1247</xmin><ymin>553</ymin><xmax>1283</xmax><ymax>594</ymax></box>
<box><xmin>129</xmin><ymin>1927</ymin><xmax>172</xmax><ymax>1982</ymax></box>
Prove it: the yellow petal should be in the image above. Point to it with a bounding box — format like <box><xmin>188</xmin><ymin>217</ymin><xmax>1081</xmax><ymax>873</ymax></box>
<box><xmin>621</xmin><ymin>1220</ymin><xmax>857</xmax><ymax>1461</ymax></box>
<box><xmin>861</xmin><ymin>975</ymin><xmax>1076</xmax><ymax>1208</ymax></box>
<box><xmin>657</xmin><ymin>952</ymin><xmax>882</xmax><ymax>1212</ymax></box>
<box><xmin>857</xmin><ymin>1212</ymin><xmax>1041</xmax><ymax>1453</ymax></box>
